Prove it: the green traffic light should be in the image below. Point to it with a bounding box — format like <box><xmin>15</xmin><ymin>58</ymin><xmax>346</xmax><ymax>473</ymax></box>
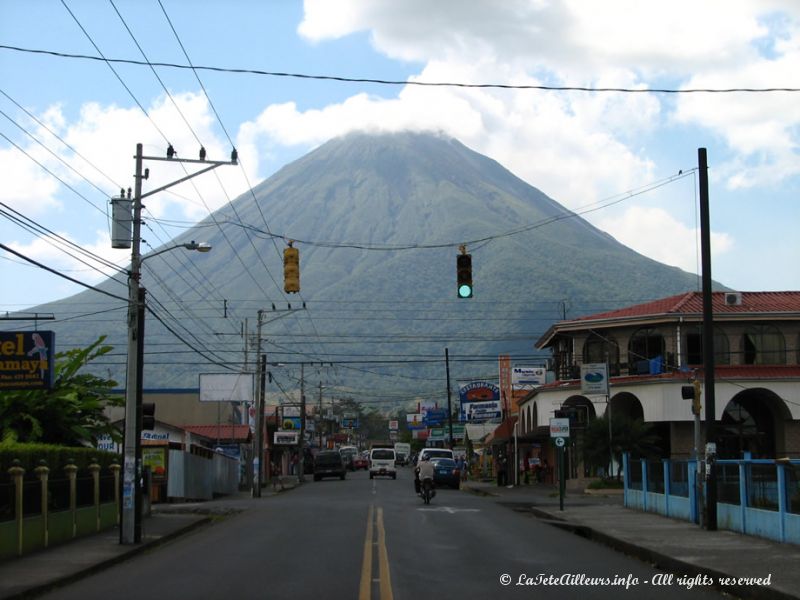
<box><xmin>458</xmin><ymin>284</ymin><xmax>473</xmax><ymax>298</ymax></box>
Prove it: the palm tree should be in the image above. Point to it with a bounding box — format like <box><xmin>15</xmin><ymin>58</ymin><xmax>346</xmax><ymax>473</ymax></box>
<box><xmin>580</xmin><ymin>413</ymin><xmax>660</xmax><ymax>480</ymax></box>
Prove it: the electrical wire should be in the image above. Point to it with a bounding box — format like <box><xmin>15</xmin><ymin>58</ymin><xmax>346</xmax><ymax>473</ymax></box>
<box><xmin>3</xmin><ymin>44</ymin><xmax>800</xmax><ymax>94</ymax></box>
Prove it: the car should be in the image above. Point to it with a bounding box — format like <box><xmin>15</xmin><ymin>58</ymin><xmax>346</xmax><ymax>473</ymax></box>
<box><xmin>352</xmin><ymin>454</ymin><xmax>369</xmax><ymax>470</ymax></box>
<box><xmin>416</xmin><ymin>448</ymin><xmax>454</xmax><ymax>466</ymax></box>
<box><xmin>313</xmin><ymin>450</ymin><xmax>347</xmax><ymax>481</ymax></box>
<box><xmin>369</xmin><ymin>448</ymin><xmax>397</xmax><ymax>479</ymax></box>
<box><xmin>430</xmin><ymin>457</ymin><xmax>461</xmax><ymax>488</ymax></box>
<box><xmin>339</xmin><ymin>446</ymin><xmax>359</xmax><ymax>471</ymax></box>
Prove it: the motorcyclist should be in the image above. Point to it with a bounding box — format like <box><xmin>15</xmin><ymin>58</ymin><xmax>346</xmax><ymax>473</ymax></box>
<box><xmin>415</xmin><ymin>456</ymin><xmax>435</xmax><ymax>495</ymax></box>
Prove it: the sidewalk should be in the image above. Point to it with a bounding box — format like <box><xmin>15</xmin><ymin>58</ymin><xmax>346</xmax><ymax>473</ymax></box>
<box><xmin>462</xmin><ymin>479</ymin><xmax>800</xmax><ymax>600</ymax></box>
<box><xmin>0</xmin><ymin>480</ymin><xmax>297</xmax><ymax>600</ymax></box>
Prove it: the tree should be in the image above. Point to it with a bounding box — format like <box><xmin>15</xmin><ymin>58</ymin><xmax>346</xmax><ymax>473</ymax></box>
<box><xmin>0</xmin><ymin>336</ymin><xmax>122</xmax><ymax>446</ymax></box>
<box><xmin>580</xmin><ymin>413</ymin><xmax>660</xmax><ymax>480</ymax></box>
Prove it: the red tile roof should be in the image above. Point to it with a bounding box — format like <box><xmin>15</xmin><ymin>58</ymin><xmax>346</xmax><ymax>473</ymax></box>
<box><xmin>573</xmin><ymin>291</ymin><xmax>800</xmax><ymax>322</ymax></box>
<box><xmin>183</xmin><ymin>424</ymin><xmax>252</xmax><ymax>442</ymax></box>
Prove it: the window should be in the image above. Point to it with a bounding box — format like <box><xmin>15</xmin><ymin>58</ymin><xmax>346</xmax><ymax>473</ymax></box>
<box><xmin>742</xmin><ymin>326</ymin><xmax>786</xmax><ymax>365</ymax></box>
<box><xmin>629</xmin><ymin>328</ymin><xmax>665</xmax><ymax>373</ymax></box>
<box><xmin>685</xmin><ymin>327</ymin><xmax>730</xmax><ymax>366</ymax></box>
<box><xmin>583</xmin><ymin>332</ymin><xmax>620</xmax><ymax>375</ymax></box>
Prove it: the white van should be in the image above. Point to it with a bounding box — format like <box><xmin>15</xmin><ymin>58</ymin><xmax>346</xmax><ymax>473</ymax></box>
<box><xmin>369</xmin><ymin>447</ymin><xmax>397</xmax><ymax>479</ymax></box>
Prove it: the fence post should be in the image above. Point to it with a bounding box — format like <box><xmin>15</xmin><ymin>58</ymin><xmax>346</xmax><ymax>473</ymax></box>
<box><xmin>110</xmin><ymin>463</ymin><xmax>121</xmax><ymax>524</ymax></box>
<box><xmin>8</xmin><ymin>460</ymin><xmax>25</xmax><ymax>557</ymax></box>
<box><xmin>776</xmin><ymin>460</ymin><xmax>788</xmax><ymax>543</ymax></box>
<box><xmin>89</xmin><ymin>463</ymin><xmax>101</xmax><ymax>531</ymax></box>
<box><xmin>64</xmin><ymin>461</ymin><xmax>78</xmax><ymax>537</ymax></box>
<box><xmin>34</xmin><ymin>461</ymin><xmax>49</xmax><ymax>549</ymax></box>
<box><xmin>663</xmin><ymin>459</ymin><xmax>671</xmax><ymax>517</ymax></box>
<box><xmin>738</xmin><ymin>462</ymin><xmax>748</xmax><ymax>534</ymax></box>
<box><xmin>622</xmin><ymin>453</ymin><xmax>629</xmax><ymax>507</ymax></box>
<box><xmin>641</xmin><ymin>459</ymin><xmax>648</xmax><ymax>513</ymax></box>
<box><xmin>689</xmin><ymin>460</ymin><xmax>698</xmax><ymax>524</ymax></box>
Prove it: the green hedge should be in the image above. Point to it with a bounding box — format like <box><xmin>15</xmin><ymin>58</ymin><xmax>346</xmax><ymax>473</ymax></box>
<box><xmin>0</xmin><ymin>442</ymin><xmax>119</xmax><ymax>477</ymax></box>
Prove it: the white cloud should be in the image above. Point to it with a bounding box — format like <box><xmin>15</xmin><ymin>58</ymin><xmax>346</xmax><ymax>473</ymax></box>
<box><xmin>598</xmin><ymin>206</ymin><xmax>734</xmax><ymax>274</ymax></box>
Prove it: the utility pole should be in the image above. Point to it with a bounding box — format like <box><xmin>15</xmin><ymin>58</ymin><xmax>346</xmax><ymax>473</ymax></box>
<box><xmin>445</xmin><ymin>348</ymin><xmax>453</xmax><ymax>449</ymax></box>
<box><xmin>120</xmin><ymin>142</ymin><xmax>234</xmax><ymax>544</ymax></box>
<box><xmin>252</xmin><ymin>310</ymin><xmax>265</xmax><ymax>497</ymax></box>
<box><xmin>699</xmin><ymin>147</ymin><xmax>718</xmax><ymax>531</ymax></box>
<box><xmin>299</xmin><ymin>362</ymin><xmax>306</xmax><ymax>482</ymax></box>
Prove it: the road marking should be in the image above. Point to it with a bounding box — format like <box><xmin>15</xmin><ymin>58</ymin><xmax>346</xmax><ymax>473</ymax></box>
<box><xmin>359</xmin><ymin>505</ymin><xmax>394</xmax><ymax>600</ymax></box>
<box><xmin>418</xmin><ymin>506</ymin><xmax>480</xmax><ymax>514</ymax></box>
<box><xmin>359</xmin><ymin>505</ymin><xmax>374</xmax><ymax>600</ymax></box>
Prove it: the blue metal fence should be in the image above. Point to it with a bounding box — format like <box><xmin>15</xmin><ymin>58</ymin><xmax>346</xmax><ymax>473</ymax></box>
<box><xmin>623</xmin><ymin>454</ymin><xmax>800</xmax><ymax>546</ymax></box>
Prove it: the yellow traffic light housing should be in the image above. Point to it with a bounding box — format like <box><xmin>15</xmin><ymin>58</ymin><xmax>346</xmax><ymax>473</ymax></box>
<box><xmin>284</xmin><ymin>242</ymin><xmax>300</xmax><ymax>294</ymax></box>
<box><xmin>681</xmin><ymin>380</ymin><xmax>702</xmax><ymax>415</ymax></box>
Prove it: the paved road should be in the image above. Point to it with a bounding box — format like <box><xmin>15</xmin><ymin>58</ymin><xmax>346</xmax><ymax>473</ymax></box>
<box><xmin>37</xmin><ymin>468</ymin><xmax>729</xmax><ymax>600</ymax></box>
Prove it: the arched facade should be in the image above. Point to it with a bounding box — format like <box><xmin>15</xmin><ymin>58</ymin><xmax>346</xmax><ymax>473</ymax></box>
<box><xmin>718</xmin><ymin>388</ymin><xmax>792</xmax><ymax>459</ymax></box>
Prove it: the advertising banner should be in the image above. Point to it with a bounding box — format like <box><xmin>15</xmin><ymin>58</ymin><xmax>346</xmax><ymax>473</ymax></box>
<box><xmin>199</xmin><ymin>372</ymin><xmax>254</xmax><ymax>402</ymax></box>
<box><xmin>511</xmin><ymin>366</ymin><xmax>547</xmax><ymax>389</ymax></box>
<box><xmin>459</xmin><ymin>381</ymin><xmax>501</xmax><ymax>422</ymax></box>
<box><xmin>407</xmin><ymin>413</ymin><xmax>425</xmax><ymax>430</ymax></box>
<box><xmin>0</xmin><ymin>331</ymin><xmax>55</xmax><ymax>391</ymax></box>
<box><xmin>580</xmin><ymin>363</ymin><xmax>609</xmax><ymax>396</ymax></box>
<box><xmin>423</xmin><ymin>409</ymin><xmax>447</xmax><ymax>427</ymax></box>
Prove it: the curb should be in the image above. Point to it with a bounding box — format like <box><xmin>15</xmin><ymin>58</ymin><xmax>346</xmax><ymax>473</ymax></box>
<box><xmin>527</xmin><ymin>507</ymin><xmax>796</xmax><ymax>600</ymax></box>
<box><xmin>4</xmin><ymin>516</ymin><xmax>212</xmax><ymax>600</ymax></box>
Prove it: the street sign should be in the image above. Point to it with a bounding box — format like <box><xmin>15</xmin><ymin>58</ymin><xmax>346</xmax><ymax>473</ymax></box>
<box><xmin>554</xmin><ymin>436</ymin><xmax>566</xmax><ymax>448</ymax></box>
<box><xmin>549</xmin><ymin>417</ymin><xmax>570</xmax><ymax>438</ymax></box>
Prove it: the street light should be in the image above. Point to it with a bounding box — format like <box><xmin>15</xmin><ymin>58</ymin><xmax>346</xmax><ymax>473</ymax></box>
<box><xmin>122</xmin><ymin>239</ymin><xmax>212</xmax><ymax>545</ymax></box>
<box><xmin>120</xmin><ymin>142</ymin><xmax>233</xmax><ymax>545</ymax></box>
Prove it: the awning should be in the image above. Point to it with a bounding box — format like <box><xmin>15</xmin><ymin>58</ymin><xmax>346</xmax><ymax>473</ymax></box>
<box><xmin>488</xmin><ymin>416</ymin><xmax>518</xmax><ymax>445</ymax></box>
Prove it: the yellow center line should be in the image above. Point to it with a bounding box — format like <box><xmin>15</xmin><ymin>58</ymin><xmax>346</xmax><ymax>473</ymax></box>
<box><xmin>359</xmin><ymin>504</ymin><xmax>394</xmax><ymax>600</ymax></box>
<box><xmin>376</xmin><ymin>507</ymin><xmax>394</xmax><ymax>600</ymax></box>
<box><xmin>359</xmin><ymin>504</ymin><xmax>374</xmax><ymax>600</ymax></box>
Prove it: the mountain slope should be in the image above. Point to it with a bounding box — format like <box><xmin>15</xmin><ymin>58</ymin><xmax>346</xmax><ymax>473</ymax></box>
<box><xmin>16</xmin><ymin>131</ymin><xmax>709</xmax><ymax>405</ymax></box>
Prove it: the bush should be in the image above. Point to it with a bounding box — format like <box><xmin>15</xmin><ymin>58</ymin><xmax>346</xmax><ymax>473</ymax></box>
<box><xmin>586</xmin><ymin>478</ymin><xmax>624</xmax><ymax>490</ymax></box>
<box><xmin>0</xmin><ymin>441</ymin><xmax>119</xmax><ymax>480</ymax></box>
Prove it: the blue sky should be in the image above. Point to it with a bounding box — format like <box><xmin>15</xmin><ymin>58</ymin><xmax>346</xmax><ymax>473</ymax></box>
<box><xmin>2</xmin><ymin>0</ymin><xmax>799</xmax><ymax>312</ymax></box>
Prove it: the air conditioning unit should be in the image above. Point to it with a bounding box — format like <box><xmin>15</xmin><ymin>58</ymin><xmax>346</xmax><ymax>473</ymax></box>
<box><xmin>724</xmin><ymin>292</ymin><xmax>742</xmax><ymax>306</ymax></box>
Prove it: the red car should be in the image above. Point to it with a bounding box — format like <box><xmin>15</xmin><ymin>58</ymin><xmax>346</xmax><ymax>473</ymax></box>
<box><xmin>352</xmin><ymin>454</ymin><xmax>369</xmax><ymax>470</ymax></box>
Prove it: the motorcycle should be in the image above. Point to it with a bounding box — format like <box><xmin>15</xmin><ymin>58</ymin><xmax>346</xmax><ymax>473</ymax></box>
<box><xmin>420</xmin><ymin>476</ymin><xmax>435</xmax><ymax>505</ymax></box>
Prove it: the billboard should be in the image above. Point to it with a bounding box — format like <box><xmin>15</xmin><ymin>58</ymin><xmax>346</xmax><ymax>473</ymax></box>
<box><xmin>407</xmin><ymin>413</ymin><xmax>425</xmax><ymax>430</ymax></box>
<box><xmin>580</xmin><ymin>363</ymin><xmax>609</xmax><ymax>396</ymax></box>
<box><xmin>511</xmin><ymin>366</ymin><xmax>546</xmax><ymax>389</ymax></box>
<box><xmin>459</xmin><ymin>381</ymin><xmax>502</xmax><ymax>422</ymax></box>
<box><xmin>199</xmin><ymin>372</ymin><xmax>254</xmax><ymax>402</ymax></box>
<box><xmin>0</xmin><ymin>331</ymin><xmax>55</xmax><ymax>391</ymax></box>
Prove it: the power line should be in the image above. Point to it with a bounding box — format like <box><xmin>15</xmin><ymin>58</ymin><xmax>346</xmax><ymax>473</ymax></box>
<box><xmin>3</xmin><ymin>44</ymin><xmax>800</xmax><ymax>94</ymax></box>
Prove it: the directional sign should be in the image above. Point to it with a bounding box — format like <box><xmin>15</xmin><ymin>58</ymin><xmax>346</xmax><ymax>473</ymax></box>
<box><xmin>554</xmin><ymin>436</ymin><xmax>566</xmax><ymax>448</ymax></box>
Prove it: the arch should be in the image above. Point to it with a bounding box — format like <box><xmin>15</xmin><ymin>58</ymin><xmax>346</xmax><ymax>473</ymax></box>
<box><xmin>583</xmin><ymin>332</ymin><xmax>621</xmax><ymax>375</ymax></box>
<box><xmin>718</xmin><ymin>388</ymin><xmax>791</xmax><ymax>459</ymax></box>
<box><xmin>742</xmin><ymin>325</ymin><xmax>786</xmax><ymax>365</ymax></box>
<box><xmin>608</xmin><ymin>392</ymin><xmax>644</xmax><ymax>421</ymax></box>
<box><xmin>561</xmin><ymin>394</ymin><xmax>597</xmax><ymax>428</ymax></box>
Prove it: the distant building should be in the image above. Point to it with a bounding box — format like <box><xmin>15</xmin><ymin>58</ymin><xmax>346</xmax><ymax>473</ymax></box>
<box><xmin>518</xmin><ymin>292</ymin><xmax>800</xmax><ymax>482</ymax></box>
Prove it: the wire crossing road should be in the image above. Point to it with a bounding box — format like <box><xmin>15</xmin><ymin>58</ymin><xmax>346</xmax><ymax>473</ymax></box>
<box><xmin>39</xmin><ymin>468</ymin><xmax>726</xmax><ymax>600</ymax></box>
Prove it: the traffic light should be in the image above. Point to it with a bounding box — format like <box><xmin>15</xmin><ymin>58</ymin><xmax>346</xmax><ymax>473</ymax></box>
<box><xmin>284</xmin><ymin>243</ymin><xmax>300</xmax><ymax>294</ymax></box>
<box><xmin>142</xmin><ymin>402</ymin><xmax>156</xmax><ymax>430</ymax></box>
<box><xmin>457</xmin><ymin>250</ymin><xmax>473</xmax><ymax>298</ymax></box>
<box><xmin>681</xmin><ymin>380</ymin><xmax>702</xmax><ymax>416</ymax></box>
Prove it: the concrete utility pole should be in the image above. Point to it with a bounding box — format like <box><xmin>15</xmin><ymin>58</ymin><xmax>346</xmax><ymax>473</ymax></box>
<box><xmin>120</xmin><ymin>143</ymin><xmax>234</xmax><ymax>544</ymax></box>
<box><xmin>698</xmin><ymin>147</ymin><xmax>718</xmax><ymax>531</ymax></box>
<box><xmin>299</xmin><ymin>362</ymin><xmax>306</xmax><ymax>482</ymax></box>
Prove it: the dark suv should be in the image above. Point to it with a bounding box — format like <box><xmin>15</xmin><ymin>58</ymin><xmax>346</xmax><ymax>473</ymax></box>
<box><xmin>313</xmin><ymin>450</ymin><xmax>347</xmax><ymax>481</ymax></box>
